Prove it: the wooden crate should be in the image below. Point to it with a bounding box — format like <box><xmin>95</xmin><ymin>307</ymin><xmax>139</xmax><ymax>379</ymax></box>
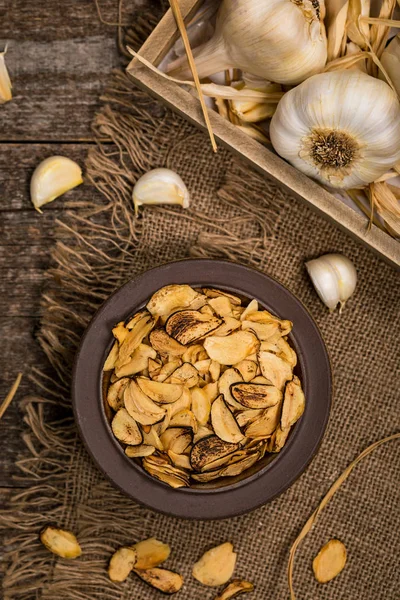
<box><xmin>127</xmin><ymin>0</ymin><xmax>400</xmax><ymax>268</ymax></box>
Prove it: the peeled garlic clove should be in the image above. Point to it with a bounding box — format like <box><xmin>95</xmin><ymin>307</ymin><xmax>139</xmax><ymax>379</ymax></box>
<box><xmin>132</xmin><ymin>168</ymin><xmax>190</xmax><ymax>215</ymax></box>
<box><xmin>305</xmin><ymin>253</ymin><xmax>357</xmax><ymax>311</ymax></box>
<box><xmin>30</xmin><ymin>156</ymin><xmax>83</xmax><ymax>212</ymax></box>
<box><xmin>0</xmin><ymin>46</ymin><xmax>12</xmax><ymax>104</ymax></box>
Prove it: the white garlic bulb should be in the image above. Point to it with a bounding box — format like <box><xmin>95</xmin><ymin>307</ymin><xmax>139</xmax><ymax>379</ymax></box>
<box><xmin>305</xmin><ymin>253</ymin><xmax>357</xmax><ymax>311</ymax></box>
<box><xmin>31</xmin><ymin>156</ymin><xmax>83</xmax><ymax>212</ymax></box>
<box><xmin>270</xmin><ymin>70</ymin><xmax>400</xmax><ymax>189</ymax></box>
<box><xmin>132</xmin><ymin>168</ymin><xmax>190</xmax><ymax>215</ymax></box>
<box><xmin>0</xmin><ymin>46</ymin><xmax>12</xmax><ymax>104</ymax></box>
<box><xmin>167</xmin><ymin>0</ymin><xmax>327</xmax><ymax>85</ymax></box>
<box><xmin>380</xmin><ymin>34</ymin><xmax>400</xmax><ymax>98</ymax></box>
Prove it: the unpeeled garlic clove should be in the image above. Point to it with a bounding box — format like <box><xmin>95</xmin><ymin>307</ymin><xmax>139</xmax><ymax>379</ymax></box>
<box><xmin>305</xmin><ymin>253</ymin><xmax>357</xmax><ymax>312</ymax></box>
<box><xmin>0</xmin><ymin>46</ymin><xmax>12</xmax><ymax>104</ymax></box>
<box><xmin>132</xmin><ymin>168</ymin><xmax>190</xmax><ymax>216</ymax></box>
<box><xmin>30</xmin><ymin>156</ymin><xmax>83</xmax><ymax>212</ymax></box>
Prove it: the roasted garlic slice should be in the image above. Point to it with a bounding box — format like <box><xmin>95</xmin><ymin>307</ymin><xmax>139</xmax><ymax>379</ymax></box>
<box><xmin>191</xmin><ymin>387</ymin><xmax>211</xmax><ymax>426</ymax></box>
<box><xmin>218</xmin><ymin>368</ymin><xmax>244</xmax><ymax>410</ymax></box>
<box><xmin>103</xmin><ymin>341</ymin><xmax>119</xmax><ymax>371</ymax></box>
<box><xmin>312</xmin><ymin>539</ymin><xmax>347</xmax><ymax>583</ymax></box>
<box><xmin>207</xmin><ymin>296</ymin><xmax>234</xmax><ymax>317</ymax></box>
<box><xmin>169</xmin><ymin>409</ymin><xmax>198</xmax><ymax>432</ymax></box>
<box><xmin>190</xmin><ymin>435</ymin><xmax>240</xmax><ymax>471</ymax></box>
<box><xmin>165</xmin><ymin>362</ymin><xmax>199</xmax><ymax>387</ymax></box>
<box><xmin>214</xmin><ymin>579</ymin><xmax>254</xmax><ymax>600</ymax></box>
<box><xmin>168</xmin><ymin>450</ymin><xmax>192</xmax><ymax>470</ymax></box>
<box><xmin>134</xmin><ymin>567</ymin><xmax>184</xmax><ymax>594</ymax></box>
<box><xmin>108</xmin><ymin>547</ymin><xmax>137</xmax><ymax>582</ymax></box>
<box><xmin>117</xmin><ymin>312</ymin><xmax>155</xmax><ymax>368</ymax></box>
<box><xmin>231</xmin><ymin>382</ymin><xmax>282</xmax><ymax>409</ymax></box>
<box><xmin>235</xmin><ymin>359</ymin><xmax>257</xmax><ymax>382</ymax></box>
<box><xmin>204</xmin><ymin>331</ymin><xmax>259</xmax><ymax>365</ymax></box>
<box><xmin>159</xmin><ymin>427</ymin><xmax>192</xmax><ymax>454</ymax></box>
<box><xmin>124</xmin><ymin>380</ymin><xmax>166</xmax><ymax>426</ymax></box>
<box><xmin>112</xmin><ymin>408</ymin><xmax>143</xmax><ymax>445</ymax></box>
<box><xmin>166</xmin><ymin>310</ymin><xmax>222</xmax><ymax>345</ymax></box>
<box><xmin>115</xmin><ymin>343</ymin><xmax>156</xmax><ymax>378</ymax></box>
<box><xmin>258</xmin><ymin>351</ymin><xmax>293</xmax><ymax>390</ymax></box>
<box><xmin>107</xmin><ymin>377</ymin><xmax>130</xmax><ymax>411</ymax></box>
<box><xmin>132</xmin><ymin>537</ymin><xmax>171</xmax><ymax>569</ymax></box>
<box><xmin>125</xmin><ymin>444</ymin><xmax>155</xmax><ymax>458</ymax></box>
<box><xmin>244</xmin><ymin>402</ymin><xmax>282</xmax><ymax>438</ymax></box>
<box><xmin>149</xmin><ymin>328</ymin><xmax>187</xmax><ymax>357</ymax></box>
<box><xmin>192</xmin><ymin>542</ymin><xmax>237</xmax><ymax>587</ymax></box>
<box><xmin>40</xmin><ymin>526</ymin><xmax>82</xmax><ymax>559</ymax></box>
<box><xmin>202</xmin><ymin>288</ymin><xmax>241</xmax><ymax>305</ymax></box>
<box><xmin>192</xmin><ymin>452</ymin><xmax>260</xmax><ymax>482</ymax></box>
<box><xmin>146</xmin><ymin>284</ymin><xmax>205</xmax><ymax>317</ymax></box>
<box><xmin>281</xmin><ymin>376</ymin><xmax>305</xmax><ymax>429</ymax></box>
<box><xmin>137</xmin><ymin>377</ymin><xmax>183</xmax><ymax>404</ymax></box>
<box><xmin>211</xmin><ymin>395</ymin><xmax>244</xmax><ymax>444</ymax></box>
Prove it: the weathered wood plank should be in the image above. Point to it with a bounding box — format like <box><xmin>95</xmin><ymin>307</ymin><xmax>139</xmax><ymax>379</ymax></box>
<box><xmin>0</xmin><ymin>0</ymin><xmax>150</xmax><ymax>140</ymax></box>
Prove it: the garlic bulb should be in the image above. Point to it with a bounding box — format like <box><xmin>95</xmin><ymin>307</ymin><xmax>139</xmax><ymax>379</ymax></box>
<box><xmin>270</xmin><ymin>70</ymin><xmax>400</xmax><ymax>189</ymax></box>
<box><xmin>167</xmin><ymin>0</ymin><xmax>327</xmax><ymax>86</ymax></box>
<box><xmin>305</xmin><ymin>253</ymin><xmax>357</xmax><ymax>311</ymax></box>
<box><xmin>132</xmin><ymin>168</ymin><xmax>190</xmax><ymax>215</ymax></box>
<box><xmin>0</xmin><ymin>46</ymin><xmax>12</xmax><ymax>104</ymax></box>
<box><xmin>380</xmin><ymin>34</ymin><xmax>400</xmax><ymax>98</ymax></box>
<box><xmin>31</xmin><ymin>156</ymin><xmax>83</xmax><ymax>212</ymax></box>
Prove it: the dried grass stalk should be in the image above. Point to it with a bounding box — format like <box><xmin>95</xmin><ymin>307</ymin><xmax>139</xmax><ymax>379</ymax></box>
<box><xmin>369</xmin><ymin>0</ymin><xmax>397</xmax><ymax>74</ymax></box>
<box><xmin>169</xmin><ymin>0</ymin><xmax>217</xmax><ymax>152</ymax></box>
<box><xmin>0</xmin><ymin>373</ymin><xmax>23</xmax><ymax>420</ymax></box>
<box><xmin>288</xmin><ymin>432</ymin><xmax>400</xmax><ymax>600</ymax></box>
<box><xmin>369</xmin><ymin>182</ymin><xmax>400</xmax><ymax>236</ymax></box>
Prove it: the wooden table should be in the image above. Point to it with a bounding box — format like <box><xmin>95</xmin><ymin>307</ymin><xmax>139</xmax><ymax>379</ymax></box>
<box><xmin>0</xmin><ymin>0</ymin><xmax>150</xmax><ymax>518</ymax></box>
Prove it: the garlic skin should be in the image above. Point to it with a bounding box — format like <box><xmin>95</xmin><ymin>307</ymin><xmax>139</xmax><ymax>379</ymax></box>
<box><xmin>0</xmin><ymin>46</ymin><xmax>12</xmax><ymax>104</ymax></box>
<box><xmin>167</xmin><ymin>0</ymin><xmax>327</xmax><ymax>86</ymax></box>
<box><xmin>305</xmin><ymin>254</ymin><xmax>357</xmax><ymax>311</ymax></box>
<box><xmin>31</xmin><ymin>156</ymin><xmax>83</xmax><ymax>212</ymax></box>
<box><xmin>380</xmin><ymin>35</ymin><xmax>400</xmax><ymax>98</ymax></box>
<box><xmin>270</xmin><ymin>70</ymin><xmax>400</xmax><ymax>189</ymax></box>
<box><xmin>132</xmin><ymin>168</ymin><xmax>190</xmax><ymax>216</ymax></box>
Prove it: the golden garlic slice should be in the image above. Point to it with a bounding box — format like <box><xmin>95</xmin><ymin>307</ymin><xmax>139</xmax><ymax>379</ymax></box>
<box><xmin>124</xmin><ymin>380</ymin><xmax>166</xmax><ymax>426</ymax></box>
<box><xmin>137</xmin><ymin>377</ymin><xmax>184</xmax><ymax>404</ymax></box>
<box><xmin>40</xmin><ymin>526</ymin><xmax>82</xmax><ymax>559</ymax></box>
<box><xmin>204</xmin><ymin>331</ymin><xmax>259</xmax><ymax>365</ymax></box>
<box><xmin>111</xmin><ymin>408</ymin><xmax>143</xmax><ymax>445</ymax></box>
<box><xmin>231</xmin><ymin>382</ymin><xmax>282</xmax><ymax>409</ymax></box>
<box><xmin>147</xmin><ymin>284</ymin><xmax>204</xmax><ymax>318</ymax></box>
<box><xmin>218</xmin><ymin>368</ymin><xmax>244</xmax><ymax>410</ymax></box>
<box><xmin>108</xmin><ymin>547</ymin><xmax>137</xmax><ymax>582</ymax></box>
<box><xmin>134</xmin><ymin>567</ymin><xmax>184</xmax><ymax>594</ymax></box>
<box><xmin>201</xmin><ymin>288</ymin><xmax>242</xmax><ymax>305</ymax></box>
<box><xmin>165</xmin><ymin>362</ymin><xmax>199</xmax><ymax>387</ymax></box>
<box><xmin>235</xmin><ymin>360</ymin><xmax>257</xmax><ymax>382</ymax></box>
<box><xmin>132</xmin><ymin>537</ymin><xmax>171</xmax><ymax>569</ymax></box>
<box><xmin>211</xmin><ymin>395</ymin><xmax>244</xmax><ymax>444</ymax></box>
<box><xmin>190</xmin><ymin>435</ymin><xmax>240</xmax><ymax>471</ymax></box>
<box><xmin>166</xmin><ymin>310</ymin><xmax>222</xmax><ymax>345</ymax></box>
<box><xmin>245</xmin><ymin>402</ymin><xmax>282</xmax><ymax>438</ymax></box>
<box><xmin>115</xmin><ymin>343</ymin><xmax>157</xmax><ymax>378</ymax></box>
<box><xmin>117</xmin><ymin>312</ymin><xmax>155</xmax><ymax>368</ymax></box>
<box><xmin>191</xmin><ymin>387</ymin><xmax>211</xmax><ymax>426</ymax></box>
<box><xmin>125</xmin><ymin>444</ymin><xmax>155</xmax><ymax>458</ymax></box>
<box><xmin>281</xmin><ymin>376</ymin><xmax>305</xmax><ymax>429</ymax></box>
<box><xmin>107</xmin><ymin>377</ymin><xmax>130</xmax><ymax>411</ymax></box>
<box><xmin>312</xmin><ymin>539</ymin><xmax>347</xmax><ymax>583</ymax></box>
<box><xmin>257</xmin><ymin>351</ymin><xmax>293</xmax><ymax>390</ymax></box>
<box><xmin>192</xmin><ymin>542</ymin><xmax>237</xmax><ymax>586</ymax></box>
<box><xmin>150</xmin><ymin>328</ymin><xmax>187</xmax><ymax>357</ymax></box>
<box><xmin>103</xmin><ymin>341</ymin><xmax>119</xmax><ymax>372</ymax></box>
<box><xmin>214</xmin><ymin>579</ymin><xmax>254</xmax><ymax>600</ymax></box>
<box><xmin>159</xmin><ymin>427</ymin><xmax>192</xmax><ymax>454</ymax></box>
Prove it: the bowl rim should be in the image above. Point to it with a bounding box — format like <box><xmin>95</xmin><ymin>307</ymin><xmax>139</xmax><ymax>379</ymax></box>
<box><xmin>72</xmin><ymin>258</ymin><xmax>332</xmax><ymax>520</ymax></box>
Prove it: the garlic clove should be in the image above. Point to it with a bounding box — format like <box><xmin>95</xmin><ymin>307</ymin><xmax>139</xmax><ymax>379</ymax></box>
<box><xmin>132</xmin><ymin>168</ymin><xmax>190</xmax><ymax>216</ymax></box>
<box><xmin>30</xmin><ymin>156</ymin><xmax>83</xmax><ymax>212</ymax></box>
<box><xmin>0</xmin><ymin>46</ymin><xmax>12</xmax><ymax>104</ymax></box>
<box><xmin>305</xmin><ymin>253</ymin><xmax>357</xmax><ymax>312</ymax></box>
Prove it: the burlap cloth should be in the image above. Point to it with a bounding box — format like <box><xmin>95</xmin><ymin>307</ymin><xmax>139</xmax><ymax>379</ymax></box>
<box><xmin>1</xmin><ymin>4</ymin><xmax>399</xmax><ymax>599</ymax></box>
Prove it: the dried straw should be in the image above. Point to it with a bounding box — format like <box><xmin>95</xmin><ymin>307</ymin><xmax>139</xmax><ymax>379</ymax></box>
<box><xmin>288</xmin><ymin>432</ymin><xmax>400</xmax><ymax>600</ymax></box>
<box><xmin>0</xmin><ymin>373</ymin><xmax>23</xmax><ymax>420</ymax></box>
<box><xmin>169</xmin><ymin>0</ymin><xmax>217</xmax><ymax>152</ymax></box>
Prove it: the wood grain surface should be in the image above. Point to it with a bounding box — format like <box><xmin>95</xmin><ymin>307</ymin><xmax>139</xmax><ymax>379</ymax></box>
<box><xmin>0</xmin><ymin>0</ymin><xmax>156</xmax><ymax>495</ymax></box>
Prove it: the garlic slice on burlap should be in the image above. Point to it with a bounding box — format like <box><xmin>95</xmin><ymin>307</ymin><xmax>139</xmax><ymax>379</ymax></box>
<box><xmin>30</xmin><ymin>156</ymin><xmax>83</xmax><ymax>212</ymax></box>
<box><xmin>132</xmin><ymin>168</ymin><xmax>190</xmax><ymax>216</ymax></box>
<box><xmin>0</xmin><ymin>46</ymin><xmax>12</xmax><ymax>104</ymax></box>
<box><xmin>270</xmin><ymin>70</ymin><xmax>400</xmax><ymax>189</ymax></box>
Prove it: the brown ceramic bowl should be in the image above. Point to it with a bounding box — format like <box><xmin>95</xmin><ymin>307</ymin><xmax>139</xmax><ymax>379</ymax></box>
<box><xmin>72</xmin><ymin>259</ymin><xmax>332</xmax><ymax>520</ymax></box>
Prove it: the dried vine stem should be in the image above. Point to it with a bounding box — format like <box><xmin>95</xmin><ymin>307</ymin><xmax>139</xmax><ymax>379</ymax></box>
<box><xmin>0</xmin><ymin>373</ymin><xmax>23</xmax><ymax>420</ymax></box>
<box><xmin>288</xmin><ymin>432</ymin><xmax>400</xmax><ymax>600</ymax></box>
